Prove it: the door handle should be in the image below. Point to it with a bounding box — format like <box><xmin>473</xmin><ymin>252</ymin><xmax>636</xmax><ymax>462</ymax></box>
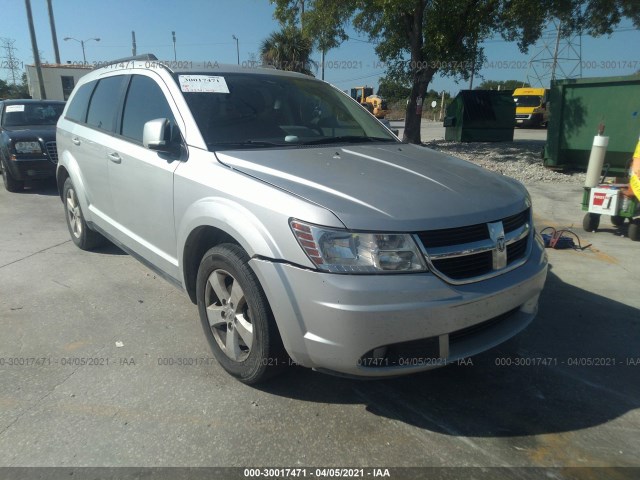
<box><xmin>107</xmin><ymin>152</ymin><xmax>122</xmax><ymax>164</ymax></box>
<box><xmin>72</xmin><ymin>137</ymin><xmax>81</xmax><ymax>146</ymax></box>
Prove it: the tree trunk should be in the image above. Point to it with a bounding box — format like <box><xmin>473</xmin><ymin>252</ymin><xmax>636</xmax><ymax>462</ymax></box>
<box><xmin>403</xmin><ymin>67</ymin><xmax>435</xmax><ymax>144</ymax></box>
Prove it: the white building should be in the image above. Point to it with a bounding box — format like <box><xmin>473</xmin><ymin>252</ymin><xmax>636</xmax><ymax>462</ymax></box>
<box><xmin>26</xmin><ymin>64</ymin><xmax>93</xmax><ymax>101</ymax></box>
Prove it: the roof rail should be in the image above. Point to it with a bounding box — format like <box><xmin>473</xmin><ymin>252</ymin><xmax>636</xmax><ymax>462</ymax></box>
<box><xmin>99</xmin><ymin>53</ymin><xmax>158</xmax><ymax>68</ymax></box>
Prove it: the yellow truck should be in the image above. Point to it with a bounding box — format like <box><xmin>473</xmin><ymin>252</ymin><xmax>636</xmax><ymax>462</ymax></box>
<box><xmin>512</xmin><ymin>87</ymin><xmax>549</xmax><ymax>128</ymax></box>
<box><xmin>350</xmin><ymin>87</ymin><xmax>389</xmax><ymax>119</ymax></box>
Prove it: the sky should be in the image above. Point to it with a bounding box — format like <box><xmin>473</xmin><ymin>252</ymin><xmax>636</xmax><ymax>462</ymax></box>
<box><xmin>1</xmin><ymin>0</ymin><xmax>639</xmax><ymax>96</ymax></box>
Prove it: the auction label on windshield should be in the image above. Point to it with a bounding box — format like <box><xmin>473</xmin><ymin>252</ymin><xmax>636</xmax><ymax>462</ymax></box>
<box><xmin>179</xmin><ymin>75</ymin><xmax>229</xmax><ymax>93</ymax></box>
<box><xmin>5</xmin><ymin>105</ymin><xmax>25</xmax><ymax>112</ymax></box>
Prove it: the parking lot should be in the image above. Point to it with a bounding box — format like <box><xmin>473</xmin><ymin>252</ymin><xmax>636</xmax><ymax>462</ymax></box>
<box><xmin>1</xmin><ymin>136</ymin><xmax>639</xmax><ymax>477</ymax></box>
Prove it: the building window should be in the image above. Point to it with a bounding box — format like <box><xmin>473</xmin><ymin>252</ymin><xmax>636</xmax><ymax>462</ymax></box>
<box><xmin>61</xmin><ymin>76</ymin><xmax>75</xmax><ymax>101</ymax></box>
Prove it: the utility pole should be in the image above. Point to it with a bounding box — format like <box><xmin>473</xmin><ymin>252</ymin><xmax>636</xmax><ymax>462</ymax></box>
<box><xmin>25</xmin><ymin>0</ymin><xmax>46</xmax><ymax>99</ymax></box>
<box><xmin>468</xmin><ymin>32</ymin><xmax>477</xmax><ymax>90</ymax></box>
<box><xmin>550</xmin><ymin>21</ymin><xmax>562</xmax><ymax>81</ymax></box>
<box><xmin>131</xmin><ymin>31</ymin><xmax>137</xmax><ymax>56</ymax></box>
<box><xmin>46</xmin><ymin>0</ymin><xmax>60</xmax><ymax>64</ymax></box>
<box><xmin>439</xmin><ymin>90</ymin><xmax>446</xmax><ymax>122</ymax></box>
<box><xmin>172</xmin><ymin>31</ymin><xmax>176</xmax><ymax>61</ymax></box>
<box><xmin>1</xmin><ymin>38</ymin><xmax>20</xmax><ymax>85</ymax></box>
<box><xmin>232</xmin><ymin>35</ymin><xmax>239</xmax><ymax>65</ymax></box>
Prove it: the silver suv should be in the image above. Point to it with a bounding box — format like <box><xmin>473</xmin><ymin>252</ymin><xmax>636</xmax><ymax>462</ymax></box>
<box><xmin>56</xmin><ymin>56</ymin><xmax>547</xmax><ymax>384</ymax></box>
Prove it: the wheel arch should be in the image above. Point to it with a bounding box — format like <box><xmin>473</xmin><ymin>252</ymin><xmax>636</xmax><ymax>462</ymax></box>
<box><xmin>56</xmin><ymin>164</ymin><xmax>70</xmax><ymax>199</ymax></box>
<box><xmin>182</xmin><ymin>225</ymin><xmax>240</xmax><ymax>304</ymax></box>
<box><xmin>179</xmin><ymin>198</ymin><xmax>285</xmax><ymax>305</ymax></box>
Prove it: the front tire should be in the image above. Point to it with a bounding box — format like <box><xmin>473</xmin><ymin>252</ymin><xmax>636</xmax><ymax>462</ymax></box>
<box><xmin>1</xmin><ymin>158</ymin><xmax>24</xmax><ymax>192</ymax></box>
<box><xmin>196</xmin><ymin>244</ymin><xmax>285</xmax><ymax>384</ymax></box>
<box><xmin>62</xmin><ymin>178</ymin><xmax>105</xmax><ymax>250</ymax></box>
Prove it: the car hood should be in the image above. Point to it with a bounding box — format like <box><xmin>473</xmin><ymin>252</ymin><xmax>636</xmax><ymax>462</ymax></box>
<box><xmin>3</xmin><ymin>125</ymin><xmax>57</xmax><ymax>142</ymax></box>
<box><xmin>216</xmin><ymin>143</ymin><xmax>530</xmax><ymax>231</ymax></box>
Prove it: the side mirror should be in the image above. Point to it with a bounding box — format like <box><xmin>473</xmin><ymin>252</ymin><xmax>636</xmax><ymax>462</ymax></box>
<box><xmin>143</xmin><ymin>118</ymin><xmax>178</xmax><ymax>153</ymax></box>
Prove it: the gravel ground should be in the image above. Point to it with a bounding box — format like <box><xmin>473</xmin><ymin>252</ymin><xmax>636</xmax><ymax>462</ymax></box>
<box><xmin>424</xmin><ymin>140</ymin><xmax>587</xmax><ymax>185</ymax></box>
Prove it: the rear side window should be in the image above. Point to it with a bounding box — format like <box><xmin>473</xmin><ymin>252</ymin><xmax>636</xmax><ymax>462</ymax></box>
<box><xmin>86</xmin><ymin>76</ymin><xmax>126</xmax><ymax>132</ymax></box>
<box><xmin>121</xmin><ymin>75</ymin><xmax>175</xmax><ymax>143</ymax></box>
<box><xmin>65</xmin><ymin>82</ymin><xmax>95</xmax><ymax>123</ymax></box>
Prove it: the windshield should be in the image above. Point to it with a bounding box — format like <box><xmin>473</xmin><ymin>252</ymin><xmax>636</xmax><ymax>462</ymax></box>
<box><xmin>1</xmin><ymin>102</ymin><xmax>65</xmax><ymax>127</ymax></box>
<box><xmin>177</xmin><ymin>73</ymin><xmax>397</xmax><ymax>150</ymax></box>
<box><xmin>513</xmin><ymin>95</ymin><xmax>543</xmax><ymax>108</ymax></box>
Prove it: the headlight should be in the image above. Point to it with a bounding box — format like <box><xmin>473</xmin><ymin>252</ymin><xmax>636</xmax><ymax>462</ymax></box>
<box><xmin>290</xmin><ymin>220</ymin><xmax>427</xmax><ymax>273</ymax></box>
<box><xmin>14</xmin><ymin>141</ymin><xmax>42</xmax><ymax>154</ymax></box>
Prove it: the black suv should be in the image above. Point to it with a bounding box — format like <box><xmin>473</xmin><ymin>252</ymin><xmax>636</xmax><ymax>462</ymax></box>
<box><xmin>0</xmin><ymin>99</ymin><xmax>65</xmax><ymax>192</ymax></box>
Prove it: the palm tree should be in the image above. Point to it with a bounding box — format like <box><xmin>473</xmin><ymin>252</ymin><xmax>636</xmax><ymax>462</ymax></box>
<box><xmin>259</xmin><ymin>27</ymin><xmax>316</xmax><ymax>76</ymax></box>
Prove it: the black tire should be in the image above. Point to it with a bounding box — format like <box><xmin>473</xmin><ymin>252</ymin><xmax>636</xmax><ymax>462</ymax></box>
<box><xmin>62</xmin><ymin>177</ymin><xmax>106</xmax><ymax>250</ymax></box>
<box><xmin>611</xmin><ymin>215</ymin><xmax>626</xmax><ymax>227</ymax></box>
<box><xmin>1</xmin><ymin>158</ymin><xmax>24</xmax><ymax>192</ymax></box>
<box><xmin>582</xmin><ymin>213</ymin><xmax>600</xmax><ymax>232</ymax></box>
<box><xmin>629</xmin><ymin>221</ymin><xmax>640</xmax><ymax>242</ymax></box>
<box><xmin>196</xmin><ymin>243</ymin><xmax>285</xmax><ymax>384</ymax></box>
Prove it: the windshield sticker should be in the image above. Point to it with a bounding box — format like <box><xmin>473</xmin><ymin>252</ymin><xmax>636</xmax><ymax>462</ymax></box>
<box><xmin>6</xmin><ymin>105</ymin><xmax>25</xmax><ymax>112</ymax></box>
<box><xmin>179</xmin><ymin>75</ymin><xmax>230</xmax><ymax>93</ymax></box>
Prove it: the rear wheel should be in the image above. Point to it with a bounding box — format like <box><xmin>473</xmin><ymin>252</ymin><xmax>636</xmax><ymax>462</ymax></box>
<box><xmin>62</xmin><ymin>178</ymin><xmax>105</xmax><ymax>250</ymax></box>
<box><xmin>196</xmin><ymin>244</ymin><xmax>285</xmax><ymax>384</ymax></box>
<box><xmin>583</xmin><ymin>213</ymin><xmax>600</xmax><ymax>232</ymax></box>
<box><xmin>611</xmin><ymin>215</ymin><xmax>626</xmax><ymax>227</ymax></box>
<box><xmin>1</xmin><ymin>158</ymin><xmax>24</xmax><ymax>192</ymax></box>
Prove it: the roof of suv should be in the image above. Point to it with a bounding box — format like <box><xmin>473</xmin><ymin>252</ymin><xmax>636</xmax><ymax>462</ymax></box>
<box><xmin>88</xmin><ymin>54</ymin><xmax>317</xmax><ymax>81</ymax></box>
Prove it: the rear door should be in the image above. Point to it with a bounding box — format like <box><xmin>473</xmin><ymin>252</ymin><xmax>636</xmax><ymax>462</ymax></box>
<box><xmin>106</xmin><ymin>72</ymin><xmax>183</xmax><ymax>280</ymax></box>
<box><xmin>62</xmin><ymin>76</ymin><xmax>128</xmax><ymax>228</ymax></box>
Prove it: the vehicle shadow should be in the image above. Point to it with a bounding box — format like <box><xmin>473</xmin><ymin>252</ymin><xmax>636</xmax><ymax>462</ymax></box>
<box><xmin>23</xmin><ymin>178</ymin><xmax>59</xmax><ymax>196</ymax></box>
<box><xmin>259</xmin><ymin>268</ymin><xmax>640</xmax><ymax>438</ymax></box>
<box><xmin>93</xmin><ymin>243</ymin><xmax>127</xmax><ymax>256</ymax></box>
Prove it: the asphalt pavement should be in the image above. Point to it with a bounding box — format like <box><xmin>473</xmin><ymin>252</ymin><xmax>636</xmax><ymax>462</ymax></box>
<box><xmin>0</xmin><ymin>137</ymin><xmax>638</xmax><ymax>479</ymax></box>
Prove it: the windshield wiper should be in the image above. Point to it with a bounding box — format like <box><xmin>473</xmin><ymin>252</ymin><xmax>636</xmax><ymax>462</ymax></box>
<box><xmin>301</xmin><ymin>136</ymin><xmax>395</xmax><ymax>145</ymax></box>
<box><xmin>209</xmin><ymin>140</ymin><xmax>289</xmax><ymax>149</ymax></box>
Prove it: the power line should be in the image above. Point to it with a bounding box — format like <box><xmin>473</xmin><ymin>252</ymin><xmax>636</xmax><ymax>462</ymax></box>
<box><xmin>331</xmin><ymin>70</ymin><xmax>386</xmax><ymax>85</ymax></box>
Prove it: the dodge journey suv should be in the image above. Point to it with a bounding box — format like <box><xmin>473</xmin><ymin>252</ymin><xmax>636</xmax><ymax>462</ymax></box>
<box><xmin>56</xmin><ymin>55</ymin><xmax>547</xmax><ymax>384</ymax></box>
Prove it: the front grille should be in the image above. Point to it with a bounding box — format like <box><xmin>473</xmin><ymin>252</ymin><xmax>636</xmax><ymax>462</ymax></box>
<box><xmin>449</xmin><ymin>308</ymin><xmax>519</xmax><ymax>343</ymax></box>
<box><xmin>358</xmin><ymin>308</ymin><xmax>519</xmax><ymax>369</ymax></box>
<box><xmin>432</xmin><ymin>251</ymin><xmax>493</xmax><ymax>280</ymax></box>
<box><xmin>45</xmin><ymin>142</ymin><xmax>58</xmax><ymax>164</ymax></box>
<box><xmin>418</xmin><ymin>223</ymin><xmax>488</xmax><ymax>248</ymax></box>
<box><xmin>503</xmin><ymin>209</ymin><xmax>530</xmax><ymax>233</ymax></box>
<box><xmin>507</xmin><ymin>236</ymin><xmax>528</xmax><ymax>264</ymax></box>
<box><xmin>418</xmin><ymin>208</ymin><xmax>531</xmax><ymax>283</ymax></box>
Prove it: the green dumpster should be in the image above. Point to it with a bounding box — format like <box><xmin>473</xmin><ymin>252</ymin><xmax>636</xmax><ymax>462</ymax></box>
<box><xmin>544</xmin><ymin>75</ymin><xmax>640</xmax><ymax>173</ymax></box>
<box><xmin>444</xmin><ymin>90</ymin><xmax>515</xmax><ymax>142</ymax></box>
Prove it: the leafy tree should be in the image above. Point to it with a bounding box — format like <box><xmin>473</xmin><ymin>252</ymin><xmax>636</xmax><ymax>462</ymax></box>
<box><xmin>0</xmin><ymin>74</ymin><xmax>30</xmax><ymax>99</ymax></box>
<box><xmin>476</xmin><ymin>79</ymin><xmax>528</xmax><ymax>91</ymax></box>
<box><xmin>271</xmin><ymin>0</ymin><xmax>640</xmax><ymax>144</ymax></box>
<box><xmin>259</xmin><ymin>26</ymin><xmax>316</xmax><ymax>75</ymax></box>
<box><xmin>377</xmin><ymin>76</ymin><xmax>411</xmax><ymax>102</ymax></box>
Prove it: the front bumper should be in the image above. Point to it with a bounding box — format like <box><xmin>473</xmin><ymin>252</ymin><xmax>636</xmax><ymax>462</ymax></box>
<box><xmin>250</xmin><ymin>237</ymin><xmax>547</xmax><ymax>377</ymax></box>
<box><xmin>4</xmin><ymin>157</ymin><xmax>56</xmax><ymax>180</ymax></box>
<box><xmin>515</xmin><ymin>113</ymin><xmax>544</xmax><ymax>127</ymax></box>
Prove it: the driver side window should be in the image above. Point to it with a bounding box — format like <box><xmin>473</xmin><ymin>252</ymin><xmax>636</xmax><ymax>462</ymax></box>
<box><xmin>121</xmin><ymin>75</ymin><xmax>176</xmax><ymax>144</ymax></box>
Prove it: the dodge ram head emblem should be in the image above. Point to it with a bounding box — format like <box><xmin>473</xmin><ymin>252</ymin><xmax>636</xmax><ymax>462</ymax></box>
<box><xmin>488</xmin><ymin>221</ymin><xmax>508</xmax><ymax>270</ymax></box>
